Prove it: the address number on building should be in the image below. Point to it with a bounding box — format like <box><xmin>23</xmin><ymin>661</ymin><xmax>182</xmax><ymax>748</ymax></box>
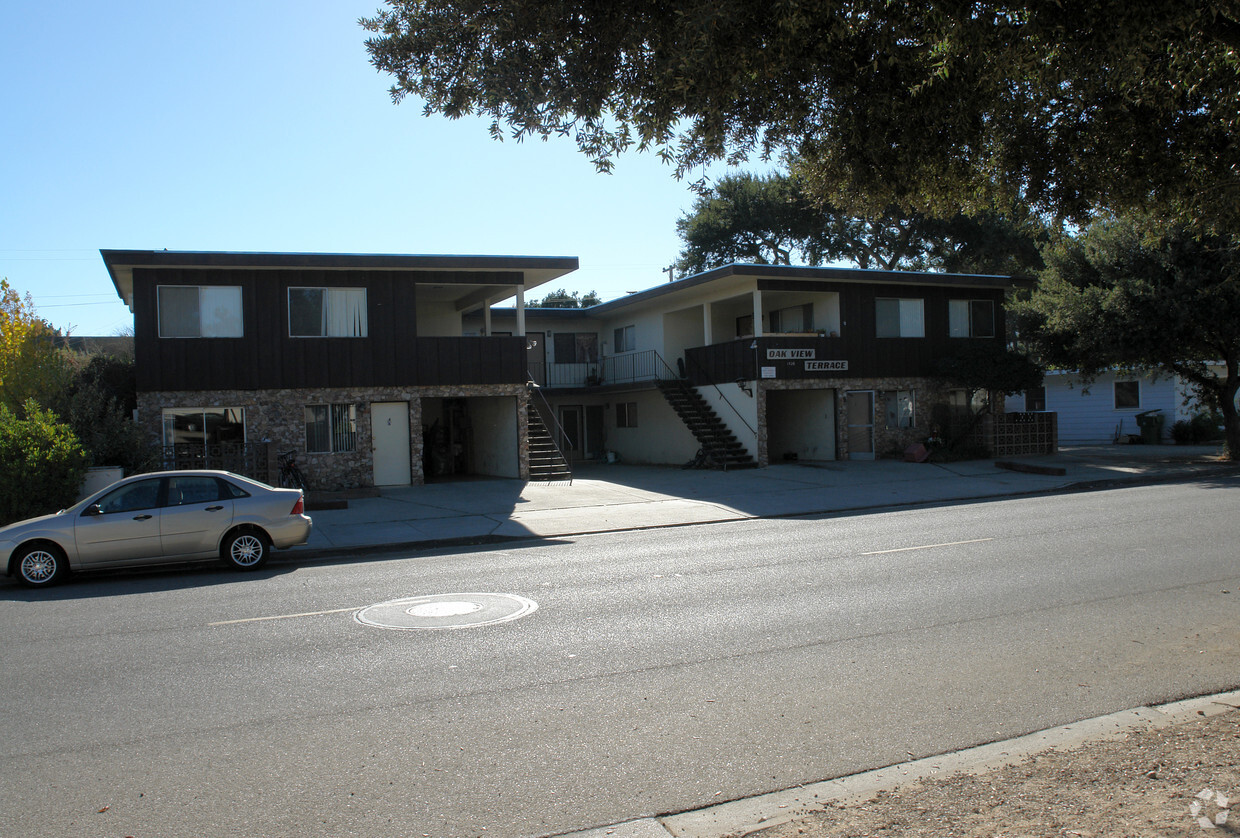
<box><xmin>805</xmin><ymin>360</ymin><xmax>848</xmax><ymax>371</ymax></box>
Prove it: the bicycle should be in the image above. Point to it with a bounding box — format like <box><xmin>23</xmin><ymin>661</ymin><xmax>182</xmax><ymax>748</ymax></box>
<box><xmin>277</xmin><ymin>449</ymin><xmax>307</xmax><ymax>490</ymax></box>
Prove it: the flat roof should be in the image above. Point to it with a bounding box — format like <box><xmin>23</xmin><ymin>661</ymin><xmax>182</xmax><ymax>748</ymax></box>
<box><xmin>101</xmin><ymin>250</ymin><xmax>579</xmax><ymax>311</ymax></box>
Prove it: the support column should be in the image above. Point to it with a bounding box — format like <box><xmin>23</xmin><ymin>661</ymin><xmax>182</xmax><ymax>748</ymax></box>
<box><xmin>752</xmin><ymin>289</ymin><xmax>764</xmax><ymax>337</ymax></box>
<box><xmin>515</xmin><ymin>286</ymin><xmax>526</xmax><ymax>336</ymax></box>
<box><xmin>702</xmin><ymin>301</ymin><xmax>713</xmax><ymax>345</ymax></box>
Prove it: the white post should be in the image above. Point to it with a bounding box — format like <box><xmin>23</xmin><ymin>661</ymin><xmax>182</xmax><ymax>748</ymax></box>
<box><xmin>515</xmin><ymin>286</ymin><xmax>526</xmax><ymax>337</ymax></box>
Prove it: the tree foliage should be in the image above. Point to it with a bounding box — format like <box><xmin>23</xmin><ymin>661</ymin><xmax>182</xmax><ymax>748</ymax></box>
<box><xmin>0</xmin><ymin>279</ymin><xmax>75</xmax><ymax>417</ymax></box>
<box><xmin>530</xmin><ymin>288</ymin><xmax>601</xmax><ymax>308</ymax></box>
<box><xmin>64</xmin><ymin>355</ymin><xmax>157</xmax><ymax>475</ymax></box>
<box><xmin>0</xmin><ymin>400</ymin><xmax>89</xmax><ymax>525</ymax></box>
<box><xmin>1017</xmin><ymin>216</ymin><xmax>1240</xmax><ymax>458</ymax></box>
<box><xmin>934</xmin><ymin>342</ymin><xmax>1044</xmax><ymax>400</ymax></box>
<box><xmin>362</xmin><ymin>1</ymin><xmax>1240</xmax><ymax>230</ymax></box>
<box><xmin>675</xmin><ymin>171</ymin><xmax>1047</xmax><ymax>276</ymax></box>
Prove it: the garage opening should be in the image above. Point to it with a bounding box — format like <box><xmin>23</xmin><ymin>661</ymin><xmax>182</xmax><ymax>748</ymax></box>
<box><xmin>766</xmin><ymin>388</ymin><xmax>837</xmax><ymax>462</ymax></box>
<box><xmin>421</xmin><ymin>396</ymin><xmax>519</xmax><ymax>480</ymax></box>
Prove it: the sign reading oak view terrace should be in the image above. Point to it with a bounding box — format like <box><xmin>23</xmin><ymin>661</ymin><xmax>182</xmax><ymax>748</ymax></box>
<box><xmin>806</xmin><ymin>360</ymin><xmax>848</xmax><ymax>371</ymax></box>
<box><xmin>767</xmin><ymin>348</ymin><xmax>815</xmax><ymax>360</ymax></box>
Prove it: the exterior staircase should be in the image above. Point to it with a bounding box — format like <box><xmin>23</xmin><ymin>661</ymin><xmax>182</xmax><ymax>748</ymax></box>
<box><xmin>656</xmin><ymin>379</ymin><xmax>757</xmax><ymax>469</ymax></box>
<box><xmin>526</xmin><ymin>404</ymin><xmax>573</xmax><ymax>483</ymax></box>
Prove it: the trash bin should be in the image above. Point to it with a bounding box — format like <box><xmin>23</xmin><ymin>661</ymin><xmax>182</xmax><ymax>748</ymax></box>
<box><xmin>1135</xmin><ymin>410</ymin><xmax>1164</xmax><ymax>445</ymax></box>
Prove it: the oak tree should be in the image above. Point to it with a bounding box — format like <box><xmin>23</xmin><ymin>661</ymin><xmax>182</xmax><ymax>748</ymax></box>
<box><xmin>1017</xmin><ymin>217</ymin><xmax>1240</xmax><ymax>458</ymax></box>
<box><xmin>363</xmin><ymin>1</ymin><xmax>1240</xmax><ymax>230</ymax></box>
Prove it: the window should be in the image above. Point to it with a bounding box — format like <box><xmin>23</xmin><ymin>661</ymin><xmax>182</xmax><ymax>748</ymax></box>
<box><xmin>552</xmin><ymin>332</ymin><xmax>599</xmax><ymax>363</ymax></box>
<box><xmin>770</xmin><ymin>304</ymin><xmax>813</xmax><ymax>333</ymax></box>
<box><xmin>305</xmin><ymin>404</ymin><xmax>357</xmax><ymax>453</ymax></box>
<box><xmin>158</xmin><ymin>286</ymin><xmax>243</xmax><ymax>337</ymax></box>
<box><xmin>614</xmin><ymin>324</ymin><xmax>635</xmax><ymax>352</ymax></box>
<box><xmin>162</xmin><ymin>408</ymin><xmax>245</xmax><ymax>446</ymax></box>
<box><xmin>93</xmin><ymin>478</ymin><xmax>162</xmax><ymax>515</ymax></box>
<box><xmin>1025</xmin><ymin>386</ymin><xmax>1047</xmax><ymax>412</ymax></box>
<box><xmin>885</xmin><ymin>390</ymin><xmax>916</xmax><ymax>429</ymax></box>
<box><xmin>1115</xmin><ymin>380</ymin><xmax>1140</xmax><ymax>409</ymax></box>
<box><xmin>736</xmin><ymin>314</ymin><xmax>754</xmax><ymax>337</ymax></box>
<box><xmin>875</xmin><ymin>298</ymin><xmax>924</xmax><ymax>338</ymax></box>
<box><xmin>616</xmin><ymin>402</ymin><xmax>638</xmax><ymax>428</ymax></box>
<box><xmin>166</xmin><ymin>475</ymin><xmax>227</xmax><ymax>506</ymax></box>
<box><xmin>289</xmin><ymin>287</ymin><xmax>368</xmax><ymax>337</ymax></box>
<box><xmin>949</xmin><ymin>299</ymin><xmax>996</xmax><ymax>338</ymax></box>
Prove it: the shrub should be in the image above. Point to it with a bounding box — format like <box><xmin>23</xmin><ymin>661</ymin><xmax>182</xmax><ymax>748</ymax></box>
<box><xmin>0</xmin><ymin>400</ymin><xmax>89</xmax><ymax>525</ymax></box>
<box><xmin>1171</xmin><ymin>412</ymin><xmax>1224</xmax><ymax>444</ymax></box>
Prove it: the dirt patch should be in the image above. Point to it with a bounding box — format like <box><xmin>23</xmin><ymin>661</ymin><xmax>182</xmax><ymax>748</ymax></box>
<box><xmin>756</xmin><ymin>708</ymin><xmax>1239</xmax><ymax>838</ymax></box>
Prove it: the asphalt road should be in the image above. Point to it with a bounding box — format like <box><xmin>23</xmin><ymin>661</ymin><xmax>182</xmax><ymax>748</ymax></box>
<box><xmin>2</xmin><ymin>477</ymin><xmax>1238</xmax><ymax>838</ymax></box>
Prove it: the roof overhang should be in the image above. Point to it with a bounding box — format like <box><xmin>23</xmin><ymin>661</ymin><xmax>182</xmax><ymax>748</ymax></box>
<box><xmin>101</xmin><ymin>250</ymin><xmax>579</xmax><ymax>313</ymax></box>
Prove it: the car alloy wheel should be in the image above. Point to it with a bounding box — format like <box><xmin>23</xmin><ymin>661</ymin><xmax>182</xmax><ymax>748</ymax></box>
<box><xmin>223</xmin><ymin>530</ymin><xmax>269</xmax><ymax>570</ymax></box>
<box><xmin>16</xmin><ymin>545</ymin><xmax>67</xmax><ymax>587</ymax></box>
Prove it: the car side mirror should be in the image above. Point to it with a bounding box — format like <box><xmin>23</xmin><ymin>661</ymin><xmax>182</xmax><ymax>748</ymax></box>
<box><xmin>82</xmin><ymin>504</ymin><xmax>103</xmax><ymax>517</ymax></box>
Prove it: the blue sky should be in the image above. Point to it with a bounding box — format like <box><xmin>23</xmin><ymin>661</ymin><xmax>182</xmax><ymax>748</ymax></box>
<box><xmin>0</xmin><ymin>1</ymin><xmax>723</xmax><ymax>336</ymax></box>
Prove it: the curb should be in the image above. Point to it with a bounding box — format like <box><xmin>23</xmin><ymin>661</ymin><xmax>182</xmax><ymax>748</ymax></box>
<box><xmin>554</xmin><ymin>688</ymin><xmax>1240</xmax><ymax>838</ymax></box>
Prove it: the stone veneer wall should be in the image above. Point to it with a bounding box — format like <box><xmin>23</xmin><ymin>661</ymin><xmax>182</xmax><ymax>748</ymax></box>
<box><xmin>139</xmin><ymin>384</ymin><xmax>530</xmax><ymax>490</ymax></box>
<box><xmin>755</xmin><ymin>377</ymin><xmax>960</xmax><ymax>466</ymax></box>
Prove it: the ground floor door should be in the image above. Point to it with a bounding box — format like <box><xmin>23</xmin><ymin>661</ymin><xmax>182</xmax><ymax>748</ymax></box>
<box><xmin>585</xmin><ymin>405</ymin><xmax>605</xmax><ymax>459</ymax></box>
<box><xmin>845</xmin><ymin>390</ymin><xmax>875</xmax><ymax>460</ymax></box>
<box><xmin>558</xmin><ymin>405</ymin><xmax>583</xmax><ymax>462</ymax></box>
<box><xmin>371</xmin><ymin>401</ymin><xmax>412</xmax><ymax>485</ymax></box>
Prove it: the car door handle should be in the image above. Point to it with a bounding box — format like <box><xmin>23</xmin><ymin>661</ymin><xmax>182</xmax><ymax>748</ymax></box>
<box><xmin>133</xmin><ymin>514</ymin><xmax>153</xmax><ymax>520</ymax></box>
<box><xmin>205</xmin><ymin>505</ymin><xmax>224</xmax><ymax>511</ymax></box>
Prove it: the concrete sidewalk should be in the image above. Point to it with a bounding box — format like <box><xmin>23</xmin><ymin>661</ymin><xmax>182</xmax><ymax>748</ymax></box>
<box><xmin>299</xmin><ymin>444</ymin><xmax>1236</xmax><ymax>558</ymax></box>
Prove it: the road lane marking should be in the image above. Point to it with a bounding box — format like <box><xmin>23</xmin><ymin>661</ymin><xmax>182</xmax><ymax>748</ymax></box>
<box><xmin>208</xmin><ymin>607</ymin><xmax>360</xmax><ymax>626</ymax></box>
<box><xmin>862</xmin><ymin>538</ymin><xmax>993</xmax><ymax>556</ymax></box>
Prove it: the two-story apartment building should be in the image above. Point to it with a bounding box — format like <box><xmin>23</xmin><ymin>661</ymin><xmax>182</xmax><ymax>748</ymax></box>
<box><xmin>106</xmin><ymin>251</ymin><xmax>1037</xmax><ymax>489</ymax></box>
<box><xmin>469</xmin><ymin>264</ymin><xmax>1038</xmax><ymax>469</ymax></box>
<box><xmin>103</xmin><ymin>250</ymin><xmax>578</xmax><ymax>489</ymax></box>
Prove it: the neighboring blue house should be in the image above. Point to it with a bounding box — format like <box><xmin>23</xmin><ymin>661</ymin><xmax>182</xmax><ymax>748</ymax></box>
<box><xmin>1004</xmin><ymin>369</ymin><xmax>1211</xmax><ymax>444</ymax></box>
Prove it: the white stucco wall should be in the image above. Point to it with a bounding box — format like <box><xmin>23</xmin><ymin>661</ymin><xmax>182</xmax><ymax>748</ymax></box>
<box><xmin>602</xmin><ymin>391</ymin><xmax>700</xmax><ymax>465</ymax></box>
<box><xmin>696</xmin><ymin>383</ymin><xmax>759</xmax><ymax>460</ymax></box>
<box><xmin>417</xmin><ymin>301</ymin><xmax>463</xmax><ymax>336</ymax></box>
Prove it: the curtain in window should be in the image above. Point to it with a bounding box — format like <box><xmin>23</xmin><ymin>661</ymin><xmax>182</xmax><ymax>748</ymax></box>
<box><xmin>330</xmin><ymin>404</ymin><xmax>357</xmax><ymax>452</ymax></box>
<box><xmin>899</xmin><ymin>299</ymin><xmax>924</xmax><ymax>338</ymax></box>
<box><xmin>328</xmin><ymin>288</ymin><xmax>367</xmax><ymax>337</ymax></box>
<box><xmin>200</xmin><ymin>286</ymin><xmax>243</xmax><ymax>337</ymax></box>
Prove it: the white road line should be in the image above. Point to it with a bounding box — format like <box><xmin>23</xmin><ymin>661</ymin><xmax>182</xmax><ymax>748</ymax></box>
<box><xmin>208</xmin><ymin>607</ymin><xmax>359</xmax><ymax>626</ymax></box>
<box><xmin>862</xmin><ymin>537</ymin><xmax>993</xmax><ymax>556</ymax></box>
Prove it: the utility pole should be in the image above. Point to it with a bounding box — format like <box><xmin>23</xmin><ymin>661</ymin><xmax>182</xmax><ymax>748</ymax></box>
<box><xmin>663</xmin><ymin>264</ymin><xmax>675</xmax><ymax>283</ymax></box>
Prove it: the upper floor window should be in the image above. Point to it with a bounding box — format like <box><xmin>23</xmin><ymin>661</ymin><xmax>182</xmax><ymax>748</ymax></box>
<box><xmin>770</xmin><ymin>303</ymin><xmax>813</xmax><ymax>333</ymax></box>
<box><xmin>158</xmin><ymin>286</ymin><xmax>243</xmax><ymax>338</ymax></box>
<box><xmin>289</xmin><ymin>287</ymin><xmax>368</xmax><ymax>337</ymax></box>
<box><xmin>875</xmin><ymin>298</ymin><xmax>924</xmax><ymax>338</ymax></box>
<box><xmin>553</xmin><ymin>332</ymin><xmax>599</xmax><ymax>363</ymax></box>
<box><xmin>949</xmin><ymin>299</ymin><xmax>996</xmax><ymax>338</ymax></box>
<box><xmin>614</xmin><ymin>324</ymin><xmax>636</xmax><ymax>353</ymax></box>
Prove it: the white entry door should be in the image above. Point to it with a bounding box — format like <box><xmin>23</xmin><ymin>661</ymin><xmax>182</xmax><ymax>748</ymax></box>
<box><xmin>371</xmin><ymin>401</ymin><xmax>411</xmax><ymax>485</ymax></box>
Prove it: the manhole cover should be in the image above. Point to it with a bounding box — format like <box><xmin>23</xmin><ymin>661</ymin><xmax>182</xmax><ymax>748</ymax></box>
<box><xmin>355</xmin><ymin>593</ymin><xmax>538</xmax><ymax>631</ymax></box>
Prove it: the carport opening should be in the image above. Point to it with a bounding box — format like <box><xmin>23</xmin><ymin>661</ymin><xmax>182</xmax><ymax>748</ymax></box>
<box><xmin>421</xmin><ymin>396</ymin><xmax>520</xmax><ymax>482</ymax></box>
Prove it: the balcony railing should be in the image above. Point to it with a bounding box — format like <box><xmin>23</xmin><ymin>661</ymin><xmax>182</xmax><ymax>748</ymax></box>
<box><xmin>528</xmin><ymin>350</ymin><xmax>674</xmax><ymax>388</ymax></box>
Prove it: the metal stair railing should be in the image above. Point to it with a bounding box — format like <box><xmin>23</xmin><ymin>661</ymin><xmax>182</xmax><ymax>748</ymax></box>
<box><xmin>526</xmin><ymin>376</ymin><xmax>573</xmax><ymax>484</ymax></box>
<box><xmin>676</xmin><ymin>351</ymin><xmax>757</xmax><ymax>440</ymax></box>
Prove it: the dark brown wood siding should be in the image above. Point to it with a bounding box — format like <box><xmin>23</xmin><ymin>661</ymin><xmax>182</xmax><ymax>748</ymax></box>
<box><xmin>132</xmin><ymin>267</ymin><xmax>527</xmax><ymax>391</ymax></box>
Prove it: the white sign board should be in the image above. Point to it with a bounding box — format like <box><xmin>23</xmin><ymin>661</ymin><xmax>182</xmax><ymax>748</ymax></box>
<box><xmin>805</xmin><ymin>360</ymin><xmax>848</xmax><ymax>371</ymax></box>
<box><xmin>760</xmin><ymin>366</ymin><xmax>777</xmax><ymax>379</ymax></box>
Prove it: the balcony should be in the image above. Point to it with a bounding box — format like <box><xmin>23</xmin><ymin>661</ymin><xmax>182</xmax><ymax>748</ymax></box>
<box><xmin>528</xmin><ymin>350</ymin><xmax>676</xmax><ymax>389</ymax></box>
